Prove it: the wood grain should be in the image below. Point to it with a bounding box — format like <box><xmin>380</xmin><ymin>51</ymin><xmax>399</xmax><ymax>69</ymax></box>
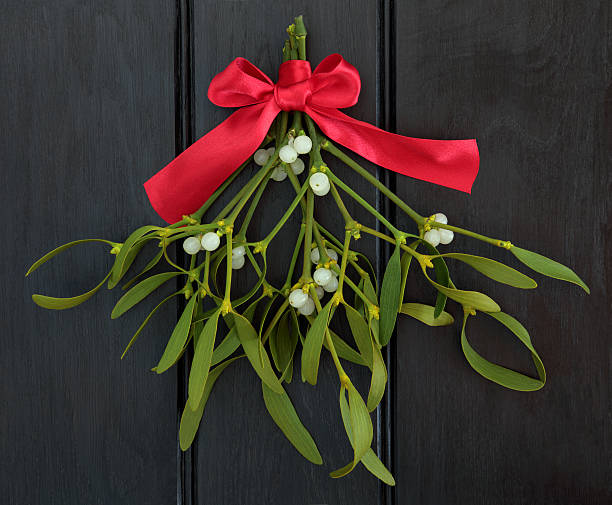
<box><xmin>393</xmin><ymin>1</ymin><xmax>611</xmax><ymax>504</ymax></box>
<box><xmin>1</xmin><ymin>2</ymin><xmax>178</xmax><ymax>504</ymax></box>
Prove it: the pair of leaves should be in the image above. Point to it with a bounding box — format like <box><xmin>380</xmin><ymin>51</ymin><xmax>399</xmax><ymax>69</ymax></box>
<box><xmin>179</xmin><ymin>356</ymin><xmax>242</xmax><ymax>450</ymax></box>
<box><xmin>156</xmin><ymin>294</ymin><xmax>198</xmax><ymax>373</ymax></box>
<box><xmin>28</xmin><ymin>239</ymin><xmax>115</xmax><ymax>310</ymax></box>
<box><xmin>109</xmin><ymin>225</ymin><xmax>161</xmax><ymax>287</ymax></box>
<box><xmin>336</xmin><ymin>383</ymin><xmax>395</xmax><ymax>485</ymax></box>
<box><xmin>461</xmin><ymin>311</ymin><xmax>546</xmax><ymax>391</ymax></box>
<box><xmin>330</xmin><ymin>383</ymin><xmax>375</xmax><ymax>479</ymax></box>
<box><xmin>269</xmin><ymin>311</ymin><xmax>298</xmax><ymax>382</ymax></box>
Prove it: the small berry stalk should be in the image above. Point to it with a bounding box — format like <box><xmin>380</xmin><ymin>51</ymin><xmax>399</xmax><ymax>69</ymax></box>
<box><xmin>26</xmin><ymin>16</ymin><xmax>589</xmax><ymax>485</ymax></box>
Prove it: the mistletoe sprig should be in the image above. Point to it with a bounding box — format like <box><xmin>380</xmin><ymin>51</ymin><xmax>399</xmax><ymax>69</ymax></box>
<box><xmin>27</xmin><ymin>16</ymin><xmax>588</xmax><ymax>485</ymax></box>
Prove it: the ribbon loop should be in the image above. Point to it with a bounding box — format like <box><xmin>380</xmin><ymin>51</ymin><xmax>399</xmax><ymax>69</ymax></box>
<box><xmin>145</xmin><ymin>54</ymin><xmax>480</xmax><ymax>224</ymax></box>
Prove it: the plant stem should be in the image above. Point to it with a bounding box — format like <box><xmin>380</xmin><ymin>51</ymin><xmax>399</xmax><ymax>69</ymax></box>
<box><xmin>262</xmin><ymin>179</ymin><xmax>310</xmax><ymax>245</ymax></box>
<box><xmin>301</xmin><ymin>189</ymin><xmax>315</xmax><ymax>279</ymax></box>
<box><xmin>321</xmin><ymin>139</ymin><xmax>424</xmax><ymax>225</ymax></box>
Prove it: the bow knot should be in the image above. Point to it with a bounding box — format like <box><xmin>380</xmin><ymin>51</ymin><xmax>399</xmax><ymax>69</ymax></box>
<box><xmin>145</xmin><ymin>54</ymin><xmax>480</xmax><ymax>224</ymax></box>
<box><xmin>274</xmin><ymin>61</ymin><xmax>313</xmax><ymax>111</ymax></box>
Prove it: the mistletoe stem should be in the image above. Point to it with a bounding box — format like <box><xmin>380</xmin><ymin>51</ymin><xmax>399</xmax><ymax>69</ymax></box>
<box><xmin>321</xmin><ymin>138</ymin><xmax>424</xmax><ymax>225</ymax></box>
<box><xmin>283</xmin><ymin>223</ymin><xmax>305</xmax><ymax>290</ymax></box>
<box><xmin>301</xmin><ymin>189</ymin><xmax>315</xmax><ymax>280</ymax></box>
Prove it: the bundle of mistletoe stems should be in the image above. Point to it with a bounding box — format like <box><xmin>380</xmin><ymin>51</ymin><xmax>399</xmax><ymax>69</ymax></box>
<box><xmin>27</xmin><ymin>16</ymin><xmax>589</xmax><ymax>484</ymax></box>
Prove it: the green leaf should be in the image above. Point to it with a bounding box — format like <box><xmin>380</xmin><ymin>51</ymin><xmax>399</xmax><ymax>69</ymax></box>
<box><xmin>108</xmin><ymin>238</ymin><xmax>151</xmax><ymax>289</ymax></box>
<box><xmin>379</xmin><ymin>242</ymin><xmax>402</xmax><ymax>346</ymax></box>
<box><xmin>330</xmin><ymin>383</ymin><xmax>373</xmax><ymax>478</ymax></box>
<box><xmin>422</xmin><ymin>241</ymin><xmax>450</xmax><ymax>318</ymax></box>
<box><xmin>111</xmin><ymin>271</ymin><xmax>181</xmax><ymax>319</ymax></box>
<box><xmin>179</xmin><ymin>356</ymin><xmax>242</xmax><ymax>451</ymax></box>
<box><xmin>270</xmin><ymin>311</ymin><xmax>297</xmax><ymax>375</ymax></box>
<box><xmin>232</xmin><ymin>312</ymin><xmax>284</xmax><ymax>394</ymax></box>
<box><xmin>26</xmin><ymin>239</ymin><xmax>114</xmax><ymax>276</ymax></box>
<box><xmin>110</xmin><ymin>225</ymin><xmax>161</xmax><ymax>285</ymax></box>
<box><xmin>366</xmin><ymin>340</ymin><xmax>387</xmax><ymax>412</ymax></box>
<box><xmin>121</xmin><ymin>291</ymin><xmax>181</xmax><ymax>359</ymax></box>
<box><xmin>121</xmin><ymin>249</ymin><xmax>164</xmax><ymax>290</ymax></box>
<box><xmin>421</xmin><ymin>265</ymin><xmax>500</xmax><ymax>312</ymax></box>
<box><xmin>324</xmin><ymin>329</ymin><xmax>366</xmax><ymax>366</ymax></box>
<box><xmin>460</xmin><ymin>312</ymin><xmax>545</xmax><ymax>391</ymax></box>
<box><xmin>156</xmin><ymin>295</ymin><xmax>198</xmax><ymax>373</ymax></box>
<box><xmin>262</xmin><ymin>382</ymin><xmax>323</xmax><ymax>465</ymax></box>
<box><xmin>510</xmin><ymin>246</ymin><xmax>589</xmax><ymax>293</ymax></box>
<box><xmin>440</xmin><ymin>253</ymin><xmax>537</xmax><ymax>289</ymax></box>
<box><xmin>32</xmin><ymin>270</ymin><xmax>111</xmax><ymax>310</ymax></box>
<box><xmin>398</xmin><ymin>251</ymin><xmax>413</xmax><ymax>310</ymax></box>
<box><xmin>344</xmin><ymin>303</ymin><xmax>373</xmax><ymax>368</ymax></box>
<box><xmin>188</xmin><ymin>309</ymin><xmax>221</xmax><ymax>410</ymax></box>
<box><xmin>301</xmin><ymin>300</ymin><xmax>333</xmax><ymax>385</ymax></box>
<box><xmin>211</xmin><ymin>299</ymin><xmax>260</xmax><ymax>366</ymax></box>
<box><xmin>337</xmin><ymin>386</ymin><xmax>395</xmax><ymax>485</ymax></box>
<box><xmin>400</xmin><ymin>303</ymin><xmax>454</xmax><ymax>326</ymax></box>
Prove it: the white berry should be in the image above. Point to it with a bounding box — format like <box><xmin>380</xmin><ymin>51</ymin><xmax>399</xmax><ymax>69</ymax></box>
<box><xmin>232</xmin><ymin>255</ymin><xmax>245</xmax><ymax>269</ymax></box>
<box><xmin>439</xmin><ymin>229</ymin><xmax>454</xmax><ymax>245</ymax></box>
<box><xmin>254</xmin><ymin>148</ymin><xmax>270</xmax><ymax>166</ymax></box>
<box><xmin>433</xmin><ymin>212</ymin><xmax>448</xmax><ymax>224</ymax></box>
<box><xmin>313</xmin><ymin>268</ymin><xmax>332</xmax><ymax>286</ymax></box>
<box><xmin>314</xmin><ymin>285</ymin><xmax>324</xmax><ymax>299</ymax></box>
<box><xmin>270</xmin><ymin>166</ymin><xmax>288</xmax><ymax>181</ymax></box>
<box><xmin>326</xmin><ymin>248</ymin><xmax>338</xmax><ymax>261</ymax></box>
<box><xmin>290</xmin><ymin>158</ymin><xmax>305</xmax><ymax>175</ymax></box>
<box><xmin>183</xmin><ymin>237</ymin><xmax>201</xmax><ymax>255</ymax></box>
<box><xmin>232</xmin><ymin>246</ymin><xmax>246</xmax><ymax>258</ymax></box>
<box><xmin>288</xmin><ymin>137</ymin><xmax>294</xmax><ymax>148</ymax></box>
<box><xmin>279</xmin><ymin>145</ymin><xmax>298</xmax><ymax>163</ymax></box>
<box><xmin>309</xmin><ymin>172</ymin><xmax>330</xmax><ymax>196</ymax></box>
<box><xmin>266</xmin><ymin>147</ymin><xmax>276</xmax><ymax>156</ymax></box>
<box><xmin>310</xmin><ymin>247</ymin><xmax>321</xmax><ymax>264</ymax></box>
<box><xmin>298</xmin><ymin>296</ymin><xmax>315</xmax><ymax>316</ymax></box>
<box><xmin>323</xmin><ymin>275</ymin><xmax>339</xmax><ymax>293</ymax></box>
<box><xmin>293</xmin><ymin>135</ymin><xmax>312</xmax><ymax>154</ymax></box>
<box><xmin>201</xmin><ymin>232</ymin><xmax>220</xmax><ymax>251</ymax></box>
<box><xmin>289</xmin><ymin>289</ymin><xmax>308</xmax><ymax>309</ymax></box>
<box><xmin>423</xmin><ymin>229</ymin><xmax>441</xmax><ymax>247</ymax></box>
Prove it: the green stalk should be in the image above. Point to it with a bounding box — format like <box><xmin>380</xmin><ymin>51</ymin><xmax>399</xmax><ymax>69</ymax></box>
<box><xmin>301</xmin><ymin>189</ymin><xmax>315</xmax><ymax>279</ymax></box>
<box><xmin>263</xmin><ymin>179</ymin><xmax>310</xmax><ymax>245</ymax></box>
<box><xmin>322</xmin><ymin>138</ymin><xmax>424</xmax><ymax>224</ymax></box>
<box><xmin>283</xmin><ymin>224</ymin><xmax>305</xmax><ymax>289</ymax></box>
<box><xmin>429</xmin><ymin>221</ymin><xmax>507</xmax><ymax>247</ymax></box>
<box><xmin>327</xmin><ymin>171</ymin><xmax>402</xmax><ymax>238</ymax></box>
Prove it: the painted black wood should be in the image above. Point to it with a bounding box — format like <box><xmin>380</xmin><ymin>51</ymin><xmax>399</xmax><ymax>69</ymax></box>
<box><xmin>3</xmin><ymin>1</ymin><xmax>609</xmax><ymax>504</ymax></box>
<box><xmin>1</xmin><ymin>2</ymin><xmax>178</xmax><ymax>504</ymax></box>
<box><xmin>393</xmin><ymin>1</ymin><xmax>611</xmax><ymax>504</ymax></box>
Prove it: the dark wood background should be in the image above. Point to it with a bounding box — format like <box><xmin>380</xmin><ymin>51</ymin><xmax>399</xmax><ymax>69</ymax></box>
<box><xmin>2</xmin><ymin>1</ymin><xmax>609</xmax><ymax>504</ymax></box>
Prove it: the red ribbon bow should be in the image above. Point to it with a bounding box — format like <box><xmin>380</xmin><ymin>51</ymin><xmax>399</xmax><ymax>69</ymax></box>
<box><xmin>145</xmin><ymin>54</ymin><xmax>479</xmax><ymax>223</ymax></box>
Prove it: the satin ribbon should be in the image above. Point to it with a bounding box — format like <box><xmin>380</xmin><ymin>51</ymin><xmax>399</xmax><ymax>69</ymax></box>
<box><xmin>145</xmin><ymin>54</ymin><xmax>479</xmax><ymax>223</ymax></box>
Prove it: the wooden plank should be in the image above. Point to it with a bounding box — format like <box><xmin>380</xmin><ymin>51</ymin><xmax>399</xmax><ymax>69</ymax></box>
<box><xmin>1</xmin><ymin>2</ymin><xmax>178</xmax><ymax>503</ymax></box>
<box><xmin>393</xmin><ymin>1</ymin><xmax>611</xmax><ymax>503</ymax></box>
<box><xmin>189</xmin><ymin>2</ymin><xmax>381</xmax><ymax>502</ymax></box>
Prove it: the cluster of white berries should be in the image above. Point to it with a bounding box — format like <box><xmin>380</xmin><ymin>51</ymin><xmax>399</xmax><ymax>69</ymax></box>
<box><xmin>182</xmin><ymin>233</ymin><xmax>248</xmax><ymax>270</ymax></box>
<box><xmin>423</xmin><ymin>213</ymin><xmax>454</xmax><ymax>247</ymax></box>
<box><xmin>253</xmin><ymin>135</ymin><xmax>312</xmax><ymax>183</ymax></box>
<box><xmin>287</xmin><ymin>246</ymin><xmax>340</xmax><ymax>316</ymax></box>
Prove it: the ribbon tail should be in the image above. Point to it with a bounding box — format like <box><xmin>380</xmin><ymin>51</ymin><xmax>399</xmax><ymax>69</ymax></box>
<box><xmin>307</xmin><ymin>106</ymin><xmax>479</xmax><ymax>193</ymax></box>
<box><xmin>145</xmin><ymin>101</ymin><xmax>280</xmax><ymax>223</ymax></box>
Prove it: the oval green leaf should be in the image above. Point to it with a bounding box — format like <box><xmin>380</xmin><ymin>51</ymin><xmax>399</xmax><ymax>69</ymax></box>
<box><xmin>156</xmin><ymin>294</ymin><xmax>198</xmax><ymax>373</ymax></box>
<box><xmin>400</xmin><ymin>303</ymin><xmax>454</xmax><ymax>326</ymax></box>
<box><xmin>510</xmin><ymin>246</ymin><xmax>589</xmax><ymax>293</ymax></box>
<box><xmin>32</xmin><ymin>270</ymin><xmax>111</xmax><ymax>310</ymax></box>
<box><xmin>344</xmin><ymin>303</ymin><xmax>373</xmax><ymax>368</ymax></box>
<box><xmin>262</xmin><ymin>382</ymin><xmax>322</xmax><ymax>465</ymax></box>
<box><xmin>111</xmin><ymin>271</ymin><xmax>181</xmax><ymax>319</ymax></box>
<box><xmin>301</xmin><ymin>300</ymin><xmax>333</xmax><ymax>385</ymax></box>
<box><xmin>440</xmin><ymin>253</ymin><xmax>537</xmax><ymax>289</ymax></box>
<box><xmin>232</xmin><ymin>312</ymin><xmax>284</xmax><ymax>394</ymax></box>
<box><xmin>188</xmin><ymin>309</ymin><xmax>221</xmax><ymax>410</ymax></box>
<box><xmin>179</xmin><ymin>356</ymin><xmax>242</xmax><ymax>451</ymax></box>
<box><xmin>26</xmin><ymin>238</ymin><xmax>114</xmax><ymax>276</ymax></box>
<box><xmin>379</xmin><ymin>243</ymin><xmax>402</xmax><ymax>346</ymax></box>
<box><xmin>366</xmin><ymin>340</ymin><xmax>387</xmax><ymax>412</ymax></box>
<box><xmin>110</xmin><ymin>225</ymin><xmax>161</xmax><ymax>285</ymax></box>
